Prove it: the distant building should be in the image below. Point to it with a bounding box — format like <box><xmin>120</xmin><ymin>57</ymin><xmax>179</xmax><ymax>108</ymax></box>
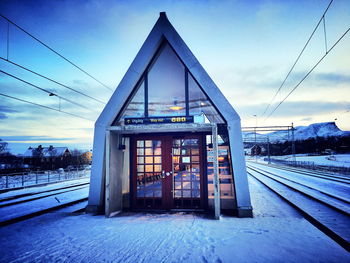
<box><xmin>81</xmin><ymin>151</ymin><xmax>93</xmax><ymax>165</ymax></box>
<box><xmin>23</xmin><ymin>145</ymin><xmax>71</xmax><ymax>170</ymax></box>
<box><xmin>245</xmin><ymin>145</ymin><xmax>266</xmax><ymax>156</ymax></box>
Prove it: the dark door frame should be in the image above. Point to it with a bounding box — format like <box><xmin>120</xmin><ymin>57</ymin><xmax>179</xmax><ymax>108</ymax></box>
<box><xmin>129</xmin><ymin>132</ymin><xmax>208</xmax><ymax>211</ymax></box>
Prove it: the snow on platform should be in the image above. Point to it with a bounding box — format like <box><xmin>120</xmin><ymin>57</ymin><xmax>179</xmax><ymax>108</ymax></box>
<box><xmin>0</xmin><ymin>177</ymin><xmax>349</xmax><ymax>262</ymax></box>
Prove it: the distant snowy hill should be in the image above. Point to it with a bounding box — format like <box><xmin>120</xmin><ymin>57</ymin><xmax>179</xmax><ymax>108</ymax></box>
<box><xmin>243</xmin><ymin>122</ymin><xmax>350</xmax><ymax>143</ymax></box>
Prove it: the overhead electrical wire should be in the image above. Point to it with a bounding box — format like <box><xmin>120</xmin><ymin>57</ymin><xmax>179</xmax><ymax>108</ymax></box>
<box><xmin>265</xmin><ymin>27</ymin><xmax>350</xmax><ymax>120</ymax></box>
<box><xmin>0</xmin><ymin>92</ymin><xmax>94</xmax><ymax>121</ymax></box>
<box><xmin>261</xmin><ymin>0</ymin><xmax>334</xmax><ymax>118</ymax></box>
<box><xmin>0</xmin><ymin>13</ymin><xmax>113</xmax><ymax>92</ymax></box>
<box><xmin>0</xmin><ymin>57</ymin><xmax>106</xmax><ymax>105</ymax></box>
<box><xmin>0</xmin><ymin>69</ymin><xmax>94</xmax><ymax>111</ymax></box>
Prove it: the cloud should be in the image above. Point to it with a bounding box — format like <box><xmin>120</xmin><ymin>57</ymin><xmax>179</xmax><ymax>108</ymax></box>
<box><xmin>0</xmin><ymin>105</ymin><xmax>17</xmax><ymax>113</ymax></box>
<box><xmin>300</xmin><ymin>117</ymin><xmax>313</xmax><ymax>121</ymax></box>
<box><xmin>72</xmin><ymin>79</ymin><xmax>88</xmax><ymax>85</ymax></box>
<box><xmin>0</xmin><ymin>113</ymin><xmax>7</xmax><ymax>119</ymax></box>
<box><xmin>0</xmin><ymin>136</ymin><xmax>76</xmax><ymax>143</ymax></box>
<box><xmin>238</xmin><ymin>100</ymin><xmax>349</xmax><ymax>118</ymax></box>
<box><xmin>313</xmin><ymin>73</ymin><xmax>350</xmax><ymax>84</ymax></box>
<box><xmin>0</xmin><ymin>105</ymin><xmax>18</xmax><ymax>119</ymax></box>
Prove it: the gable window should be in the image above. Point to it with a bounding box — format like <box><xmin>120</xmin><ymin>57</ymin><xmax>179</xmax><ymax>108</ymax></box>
<box><xmin>148</xmin><ymin>43</ymin><xmax>186</xmax><ymax>117</ymax></box>
<box><xmin>116</xmin><ymin>41</ymin><xmax>225</xmax><ymax>125</ymax></box>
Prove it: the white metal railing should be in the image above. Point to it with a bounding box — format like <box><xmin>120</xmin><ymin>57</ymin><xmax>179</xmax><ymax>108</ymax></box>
<box><xmin>0</xmin><ymin>168</ymin><xmax>91</xmax><ymax>189</ymax></box>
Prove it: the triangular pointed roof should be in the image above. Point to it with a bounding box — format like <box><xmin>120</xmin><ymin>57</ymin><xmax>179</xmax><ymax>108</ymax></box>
<box><xmin>96</xmin><ymin>12</ymin><xmax>240</xmax><ymax>127</ymax></box>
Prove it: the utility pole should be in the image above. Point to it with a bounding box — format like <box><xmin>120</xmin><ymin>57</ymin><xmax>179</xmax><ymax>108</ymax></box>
<box><xmin>267</xmin><ymin>136</ymin><xmax>271</xmax><ymax>164</ymax></box>
<box><xmin>253</xmin><ymin>115</ymin><xmax>257</xmax><ymax>162</ymax></box>
<box><xmin>292</xmin><ymin>122</ymin><xmax>296</xmax><ymax>163</ymax></box>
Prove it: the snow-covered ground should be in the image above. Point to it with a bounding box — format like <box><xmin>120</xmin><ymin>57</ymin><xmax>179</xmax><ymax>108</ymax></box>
<box><xmin>0</xmin><ymin>176</ymin><xmax>348</xmax><ymax>262</ymax></box>
<box><xmin>270</xmin><ymin>154</ymin><xmax>350</xmax><ymax>168</ymax></box>
<box><xmin>0</xmin><ymin>178</ymin><xmax>90</xmax><ymax>224</ymax></box>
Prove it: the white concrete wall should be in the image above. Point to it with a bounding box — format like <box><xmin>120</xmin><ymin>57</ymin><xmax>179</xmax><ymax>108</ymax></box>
<box><xmin>228</xmin><ymin>120</ymin><xmax>253</xmax><ymax>217</ymax></box>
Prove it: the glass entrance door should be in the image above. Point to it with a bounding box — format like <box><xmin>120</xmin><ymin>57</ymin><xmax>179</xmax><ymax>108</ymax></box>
<box><xmin>132</xmin><ymin>135</ymin><xmax>205</xmax><ymax>210</ymax></box>
<box><xmin>172</xmin><ymin>138</ymin><xmax>203</xmax><ymax>209</ymax></box>
<box><xmin>134</xmin><ymin>138</ymin><xmax>164</xmax><ymax>209</ymax></box>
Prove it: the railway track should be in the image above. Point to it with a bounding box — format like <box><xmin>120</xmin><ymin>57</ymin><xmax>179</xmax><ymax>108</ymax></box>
<box><xmin>0</xmin><ymin>181</ymin><xmax>89</xmax><ymax>226</ymax></box>
<box><xmin>247</xmin><ymin>164</ymin><xmax>350</xmax><ymax>252</ymax></box>
<box><xmin>260</xmin><ymin>162</ymin><xmax>350</xmax><ymax>184</ymax></box>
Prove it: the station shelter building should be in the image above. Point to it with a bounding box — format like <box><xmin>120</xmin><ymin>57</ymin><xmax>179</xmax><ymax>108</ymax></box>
<box><xmin>87</xmin><ymin>12</ymin><xmax>252</xmax><ymax>218</ymax></box>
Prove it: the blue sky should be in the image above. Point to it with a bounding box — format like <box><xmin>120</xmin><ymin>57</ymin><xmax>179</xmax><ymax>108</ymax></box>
<box><xmin>0</xmin><ymin>0</ymin><xmax>349</xmax><ymax>154</ymax></box>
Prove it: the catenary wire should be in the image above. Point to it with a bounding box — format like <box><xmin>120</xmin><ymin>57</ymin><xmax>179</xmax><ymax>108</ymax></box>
<box><xmin>261</xmin><ymin>0</ymin><xmax>334</xmax><ymax>118</ymax></box>
<box><xmin>0</xmin><ymin>13</ymin><xmax>113</xmax><ymax>92</ymax></box>
<box><xmin>265</xmin><ymin>27</ymin><xmax>350</xmax><ymax>120</ymax></box>
<box><xmin>0</xmin><ymin>92</ymin><xmax>94</xmax><ymax>121</ymax></box>
<box><xmin>0</xmin><ymin>69</ymin><xmax>93</xmax><ymax>111</ymax></box>
<box><xmin>0</xmin><ymin>57</ymin><xmax>106</xmax><ymax>105</ymax></box>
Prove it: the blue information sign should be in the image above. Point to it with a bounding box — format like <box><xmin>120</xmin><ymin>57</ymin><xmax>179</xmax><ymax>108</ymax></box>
<box><xmin>124</xmin><ymin>116</ymin><xmax>194</xmax><ymax>125</ymax></box>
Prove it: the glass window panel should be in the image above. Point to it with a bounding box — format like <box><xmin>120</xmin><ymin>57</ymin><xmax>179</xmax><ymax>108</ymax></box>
<box><xmin>190</xmin><ymin>139</ymin><xmax>198</xmax><ymax>145</ymax></box>
<box><xmin>153</xmin><ymin>140</ymin><xmax>161</xmax><ymax>148</ymax></box>
<box><xmin>192</xmin><ymin>164</ymin><xmax>200</xmax><ymax>172</ymax></box>
<box><xmin>145</xmin><ymin>140</ymin><xmax>152</xmax><ymax>147</ymax></box>
<box><xmin>182</xmin><ymin>156</ymin><xmax>191</xmax><ymax>163</ymax></box>
<box><xmin>172</xmin><ymin>156</ymin><xmax>180</xmax><ymax>163</ymax></box>
<box><xmin>191</xmin><ymin>148</ymin><xmax>199</xmax><ymax>155</ymax></box>
<box><xmin>173</xmin><ymin>148</ymin><xmax>181</xmax><ymax>156</ymax></box>
<box><xmin>182</xmin><ymin>172</ymin><xmax>190</xmax><ymax>181</ymax></box>
<box><xmin>148</xmin><ymin>43</ymin><xmax>186</xmax><ymax>116</ymax></box>
<box><xmin>137</xmin><ymin>174</ymin><xmax>144</xmax><ymax>186</ymax></box>
<box><xmin>194</xmin><ymin>173</ymin><xmax>200</xmax><ymax>181</ymax></box>
<box><xmin>137</xmin><ymin>165</ymin><xmax>144</xmax><ymax>172</ymax></box>
<box><xmin>182</xmin><ymin>181</ymin><xmax>191</xmax><ymax>190</ymax></box>
<box><xmin>173</xmin><ymin>140</ymin><xmax>181</xmax><ymax>147</ymax></box>
<box><xmin>192</xmin><ymin>181</ymin><xmax>200</xmax><ymax>189</ymax></box>
<box><xmin>174</xmin><ymin>164</ymin><xmax>179</xmax><ymax>172</ymax></box>
<box><xmin>145</xmin><ymin>189</ymin><xmax>153</xmax><ymax>197</ymax></box>
<box><xmin>174</xmin><ymin>172</ymin><xmax>181</xmax><ymax>182</ymax></box>
<box><xmin>181</xmin><ymin>148</ymin><xmax>190</xmax><ymax>155</ymax></box>
<box><xmin>154</xmin><ymin>165</ymin><xmax>162</xmax><ymax>172</ymax></box>
<box><xmin>145</xmin><ymin>157</ymin><xmax>153</xmax><ymax>164</ymax></box>
<box><xmin>145</xmin><ymin>165</ymin><xmax>153</xmax><ymax>172</ymax></box>
<box><xmin>154</xmin><ymin>190</ymin><xmax>162</xmax><ymax>197</ymax></box>
<box><xmin>145</xmin><ymin>148</ymin><xmax>153</xmax><ymax>155</ymax></box>
<box><xmin>188</xmin><ymin>74</ymin><xmax>224</xmax><ymax>123</ymax></box>
<box><xmin>137</xmin><ymin>186</ymin><xmax>144</xmax><ymax>197</ymax></box>
<box><xmin>192</xmin><ymin>190</ymin><xmax>200</xmax><ymax>198</ymax></box>
<box><xmin>190</xmin><ymin>173</ymin><xmax>197</xmax><ymax>181</ymax></box>
<box><xmin>137</xmin><ymin>157</ymin><xmax>144</xmax><ymax>164</ymax></box>
<box><xmin>154</xmin><ymin>148</ymin><xmax>161</xmax><ymax>155</ymax></box>
<box><xmin>175</xmin><ymin>182</ymin><xmax>181</xmax><ymax>190</ymax></box>
<box><xmin>183</xmin><ymin>190</ymin><xmax>191</xmax><ymax>197</ymax></box>
<box><xmin>137</xmin><ymin>148</ymin><xmax>144</xmax><ymax>155</ymax></box>
<box><xmin>174</xmin><ymin>190</ymin><xmax>181</xmax><ymax>197</ymax></box>
<box><xmin>145</xmin><ymin>177</ymin><xmax>153</xmax><ymax>187</ymax></box>
<box><xmin>119</xmin><ymin>81</ymin><xmax>145</xmax><ymax>122</ymax></box>
<box><xmin>191</xmin><ymin>156</ymin><xmax>199</xmax><ymax>162</ymax></box>
<box><xmin>137</xmin><ymin>140</ymin><xmax>144</xmax><ymax>147</ymax></box>
<box><xmin>154</xmin><ymin>156</ymin><xmax>162</xmax><ymax>163</ymax></box>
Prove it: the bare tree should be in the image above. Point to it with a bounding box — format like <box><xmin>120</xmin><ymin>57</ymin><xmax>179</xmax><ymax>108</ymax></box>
<box><xmin>0</xmin><ymin>139</ymin><xmax>8</xmax><ymax>154</ymax></box>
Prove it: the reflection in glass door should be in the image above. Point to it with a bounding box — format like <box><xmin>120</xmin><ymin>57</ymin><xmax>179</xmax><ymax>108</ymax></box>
<box><xmin>172</xmin><ymin>138</ymin><xmax>202</xmax><ymax>209</ymax></box>
<box><xmin>135</xmin><ymin>139</ymin><xmax>163</xmax><ymax>208</ymax></box>
<box><xmin>133</xmin><ymin>135</ymin><xmax>204</xmax><ymax>210</ymax></box>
